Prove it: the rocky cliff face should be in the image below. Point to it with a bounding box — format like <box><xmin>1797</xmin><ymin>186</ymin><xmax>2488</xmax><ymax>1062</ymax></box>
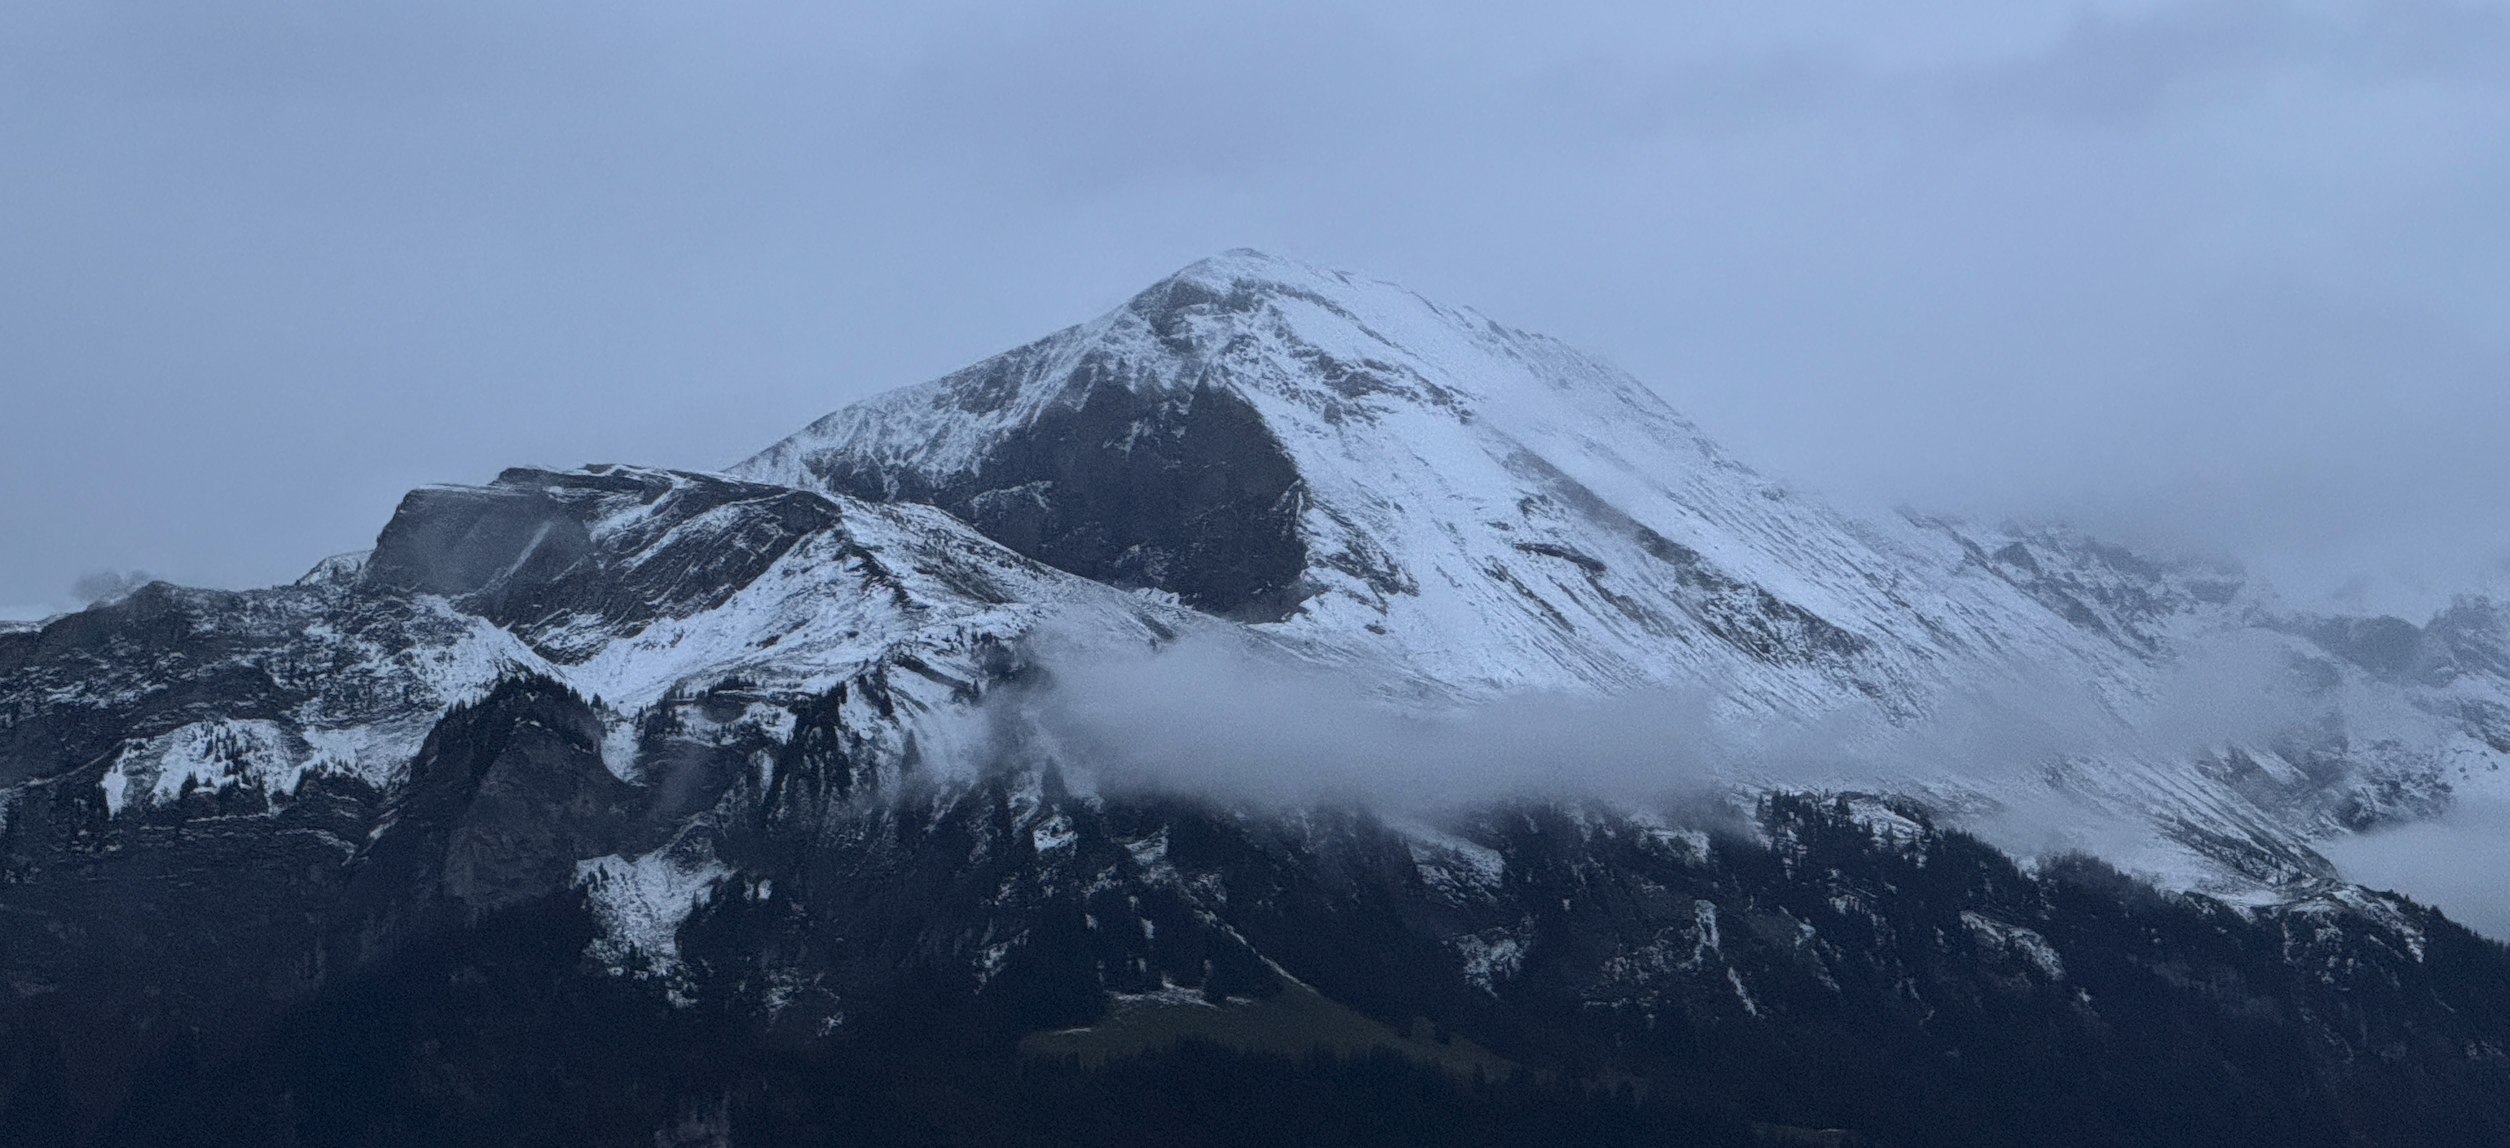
<box><xmin>7</xmin><ymin>253</ymin><xmax>2510</xmax><ymax>1146</ymax></box>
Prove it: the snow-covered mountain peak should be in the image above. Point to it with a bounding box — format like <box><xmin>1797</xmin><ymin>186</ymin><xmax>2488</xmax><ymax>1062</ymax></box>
<box><xmin>735</xmin><ymin>252</ymin><xmax>2118</xmax><ymax>710</ymax></box>
<box><xmin>741</xmin><ymin>248</ymin><xmax>1732</xmax><ymax>495</ymax></box>
<box><xmin>1117</xmin><ymin>248</ymin><xmax>1724</xmax><ymax>449</ymax></box>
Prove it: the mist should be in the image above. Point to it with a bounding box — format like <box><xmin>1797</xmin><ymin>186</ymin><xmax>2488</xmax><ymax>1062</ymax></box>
<box><xmin>2324</xmin><ymin>797</ymin><xmax>2510</xmax><ymax>938</ymax></box>
<box><xmin>997</xmin><ymin>626</ymin><xmax>2490</xmax><ymax>916</ymax></box>
<box><xmin>8</xmin><ymin>0</ymin><xmax>2510</xmax><ymax>619</ymax></box>
<box><xmin>999</xmin><ymin>627</ymin><xmax>2315</xmax><ymax>861</ymax></box>
<box><xmin>1006</xmin><ymin>633</ymin><xmax>1725</xmax><ymax>812</ymax></box>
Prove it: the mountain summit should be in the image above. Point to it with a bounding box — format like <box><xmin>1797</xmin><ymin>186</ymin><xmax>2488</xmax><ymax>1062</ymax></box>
<box><xmin>740</xmin><ymin>251</ymin><xmax>2098</xmax><ymax>709</ymax></box>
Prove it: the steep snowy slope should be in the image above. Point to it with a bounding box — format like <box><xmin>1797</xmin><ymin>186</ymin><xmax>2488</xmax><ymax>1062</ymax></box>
<box><xmin>358</xmin><ymin>463</ymin><xmax>1204</xmax><ymax>715</ymax></box>
<box><xmin>736</xmin><ymin>250</ymin><xmax>2510</xmax><ymax>889</ymax></box>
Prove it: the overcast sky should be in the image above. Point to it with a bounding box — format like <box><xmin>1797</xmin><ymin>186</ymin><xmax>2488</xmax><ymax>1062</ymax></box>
<box><xmin>6</xmin><ymin>0</ymin><xmax>2508</xmax><ymax>619</ymax></box>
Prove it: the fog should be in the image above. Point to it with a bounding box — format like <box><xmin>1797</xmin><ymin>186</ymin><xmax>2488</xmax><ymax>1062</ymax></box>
<box><xmin>2323</xmin><ymin>797</ymin><xmax>2510</xmax><ymax>939</ymax></box>
<box><xmin>1005</xmin><ymin>628</ymin><xmax>2310</xmax><ymax>860</ymax></box>
<box><xmin>8</xmin><ymin>0</ymin><xmax>2510</xmax><ymax>620</ymax></box>
<box><xmin>1009</xmin><ymin>633</ymin><xmax>1725</xmax><ymax>812</ymax></box>
<box><xmin>1008</xmin><ymin>628</ymin><xmax>2510</xmax><ymax>920</ymax></box>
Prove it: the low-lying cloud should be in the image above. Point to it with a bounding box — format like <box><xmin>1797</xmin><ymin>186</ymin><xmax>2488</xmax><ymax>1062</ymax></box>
<box><xmin>997</xmin><ymin>627</ymin><xmax>2316</xmax><ymax>842</ymax></box>
<box><xmin>2323</xmin><ymin>796</ymin><xmax>2510</xmax><ymax>939</ymax></box>
<box><xmin>987</xmin><ymin>626</ymin><xmax>2493</xmax><ymax>921</ymax></box>
<box><xmin>1009</xmin><ymin>634</ymin><xmax>1725</xmax><ymax>813</ymax></box>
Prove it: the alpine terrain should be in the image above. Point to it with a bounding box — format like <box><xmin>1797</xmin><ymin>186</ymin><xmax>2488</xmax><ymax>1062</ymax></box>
<box><xmin>7</xmin><ymin>251</ymin><xmax>2510</xmax><ymax>1147</ymax></box>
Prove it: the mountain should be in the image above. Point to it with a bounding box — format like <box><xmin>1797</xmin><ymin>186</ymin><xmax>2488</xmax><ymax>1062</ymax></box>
<box><xmin>737</xmin><ymin>249</ymin><xmax>2079</xmax><ymax>709</ymax></box>
<box><xmin>6</xmin><ymin>252</ymin><xmax>2510</xmax><ymax>1146</ymax></box>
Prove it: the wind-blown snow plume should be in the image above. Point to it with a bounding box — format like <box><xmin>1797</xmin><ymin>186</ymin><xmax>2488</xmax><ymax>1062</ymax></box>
<box><xmin>70</xmin><ymin>569</ymin><xmax>155</xmax><ymax>605</ymax></box>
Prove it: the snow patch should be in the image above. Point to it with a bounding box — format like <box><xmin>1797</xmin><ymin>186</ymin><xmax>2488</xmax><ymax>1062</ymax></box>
<box><xmin>1031</xmin><ymin>813</ymin><xmax>1078</xmax><ymax>853</ymax></box>
<box><xmin>295</xmin><ymin>550</ymin><xmax>370</xmax><ymax>587</ymax></box>
<box><xmin>1122</xmin><ymin>829</ymin><xmax>1170</xmax><ymax>868</ymax></box>
<box><xmin>1401</xmin><ymin>824</ymin><xmax>1507</xmax><ymax>901</ymax></box>
<box><xmin>1109</xmin><ymin>977</ymin><xmax>1219</xmax><ymax>1009</ymax></box>
<box><xmin>1725</xmin><ymin>967</ymin><xmax>1762</xmax><ymax>1016</ymax></box>
<box><xmin>99</xmin><ymin>719</ymin><xmax>308</xmax><ymax>814</ymax></box>
<box><xmin>1649</xmin><ymin>826</ymin><xmax>1714</xmax><ymax>862</ymax></box>
<box><xmin>1690</xmin><ymin>899</ymin><xmax>1723</xmax><ymax>966</ymax></box>
<box><xmin>599</xmin><ymin>717</ymin><xmax>643</xmax><ymax>782</ymax></box>
<box><xmin>2285</xmin><ymin>886</ymin><xmax>2429</xmax><ymax>962</ymax></box>
<box><xmin>1842</xmin><ymin>796</ymin><xmax>1928</xmax><ymax>849</ymax></box>
<box><xmin>577</xmin><ymin>839</ymin><xmax>734</xmax><ymax>984</ymax></box>
<box><xmin>1455</xmin><ymin>922</ymin><xmax>1532</xmax><ymax>992</ymax></box>
<box><xmin>1959</xmin><ymin>910</ymin><xmax>2067</xmax><ymax>979</ymax></box>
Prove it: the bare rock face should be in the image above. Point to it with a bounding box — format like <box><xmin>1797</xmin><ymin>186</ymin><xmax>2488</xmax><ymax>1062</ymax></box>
<box><xmin>365</xmin><ymin>466</ymin><xmax>849</xmax><ymax>661</ymax></box>
<box><xmin>790</xmin><ymin>377</ymin><xmax>1308</xmax><ymax>623</ymax></box>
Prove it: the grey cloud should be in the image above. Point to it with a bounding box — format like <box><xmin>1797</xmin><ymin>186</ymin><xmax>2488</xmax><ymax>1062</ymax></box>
<box><xmin>1574</xmin><ymin>0</ymin><xmax>2510</xmax><ymax>135</ymax></box>
<box><xmin>1953</xmin><ymin>0</ymin><xmax>2510</xmax><ymax>124</ymax></box>
<box><xmin>1000</xmin><ymin>633</ymin><xmax>1726</xmax><ymax>813</ymax></box>
<box><xmin>994</xmin><ymin>626</ymin><xmax>2313</xmax><ymax>841</ymax></box>
<box><xmin>2323</xmin><ymin>795</ymin><xmax>2510</xmax><ymax>938</ymax></box>
<box><xmin>4</xmin><ymin>0</ymin><xmax>2508</xmax><ymax>624</ymax></box>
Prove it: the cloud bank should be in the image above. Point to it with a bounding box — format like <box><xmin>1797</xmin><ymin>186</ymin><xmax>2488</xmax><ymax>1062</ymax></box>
<box><xmin>1011</xmin><ymin>634</ymin><xmax>1725</xmax><ymax>812</ymax></box>
<box><xmin>997</xmin><ymin>627</ymin><xmax>2313</xmax><ymax>841</ymax></box>
<box><xmin>2324</xmin><ymin>796</ymin><xmax>2510</xmax><ymax>939</ymax></box>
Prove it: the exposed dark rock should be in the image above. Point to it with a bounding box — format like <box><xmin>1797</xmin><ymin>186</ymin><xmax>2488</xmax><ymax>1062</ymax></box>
<box><xmin>2293</xmin><ymin>615</ymin><xmax>2428</xmax><ymax>683</ymax></box>
<box><xmin>800</xmin><ymin>379</ymin><xmax>1309</xmax><ymax>623</ymax></box>
<box><xmin>366</xmin><ymin>467</ymin><xmax>845</xmax><ymax>660</ymax></box>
